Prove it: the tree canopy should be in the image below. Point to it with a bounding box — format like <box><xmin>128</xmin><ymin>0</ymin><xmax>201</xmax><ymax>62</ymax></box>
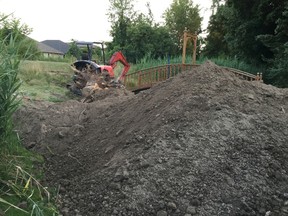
<box><xmin>163</xmin><ymin>0</ymin><xmax>202</xmax><ymax>46</ymax></box>
<box><xmin>204</xmin><ymin>0</ymin><xmax>288</xmax><ymax>87</ymax></box>
<box><xmin>107</xmin><ymin>0</ymin><xmax>178</xmax><ymax>63</ymax></box>
<box><xmin>0</xmin><ymin>13</ymin><xmax>39</xmax><ymax>59</ymax></box>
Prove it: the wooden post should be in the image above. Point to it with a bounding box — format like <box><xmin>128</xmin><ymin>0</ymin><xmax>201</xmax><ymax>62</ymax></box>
<box><xmin>182</xmin><ymin>29</ymin><xmax>197</xmax><ymax>66</ymax></box>
<box><xmin>182</xmin><ymin>30</ymin><xmax>188</xmax><ymax>64</ymax></box>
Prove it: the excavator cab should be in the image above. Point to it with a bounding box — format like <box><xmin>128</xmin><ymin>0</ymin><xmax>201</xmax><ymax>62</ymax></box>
<box><xmin>74</xmin><ymin>41</ymin><xmax>105</xmax><ymax>62</ymax></box>
<box><xmin>72</xmin><ymin>41</ymin><xmax>105</xmax><ymax>72</ymax></box>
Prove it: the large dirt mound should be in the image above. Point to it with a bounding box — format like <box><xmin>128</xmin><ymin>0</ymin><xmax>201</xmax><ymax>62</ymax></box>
<box><xmin>14</xmin><ymin>61</ymin><xmax>288</xmax><ymax>216</ymax></box>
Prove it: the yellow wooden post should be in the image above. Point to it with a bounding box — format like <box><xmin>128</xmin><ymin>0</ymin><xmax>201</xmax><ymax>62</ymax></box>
<box><xmin>182</xmin><ymin>29</ymin><xmax>197</xmax><ymax>66</ymax></box>
<box><xmin>182</xmin><ymin>30</ymin><xmax>187</xmax><ymax>64</ymax></box>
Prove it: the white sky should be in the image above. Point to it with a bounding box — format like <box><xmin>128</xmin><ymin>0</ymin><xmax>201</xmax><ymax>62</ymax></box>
<box><xmin>0</xmin><ymin>0</ymin><xmax>212</xmax><ymax>43</ymax></box>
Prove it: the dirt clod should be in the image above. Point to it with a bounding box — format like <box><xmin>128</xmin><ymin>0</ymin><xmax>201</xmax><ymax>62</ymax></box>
<box><xmin>14</xmin><ymin>61</ymin><xmax>288</xmax><ymax>215</ymax></box>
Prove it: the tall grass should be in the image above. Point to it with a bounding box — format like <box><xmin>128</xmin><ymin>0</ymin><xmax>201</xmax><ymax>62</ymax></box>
<box><xmin>0</xmin><ymin>144</ymin><xmax>58</xmax><ymax>215</ymax></box>
<box><xmin>127</xmin><ymin>54</ymin><xmax>261</xmax><ymax>75</ymax></box>
<box><xmin>128</xmin><ymin>54</ymin><xmax>193</xmax><ymax>74</ymax></box>
<box><xmin>205</xmin><ymin>56</ymin><xmax>264</xmax><ymax>75</ymax></box>
<box><xmin>0</xmin><ymin>25</ymin><xmax>59</xmax><ymax>215</ymax></box>
<box><xmin>18</xmin><ymin>60</ymin><xmax>75</xmax><ymax>102</ymax></box>
<box><xmin>36</xmin><ymin>55</ymin><xmax>74</xmax><ymax>63</ymax></box>
<box><xmin>0</xmin><ymin>35</ymin><xmax>22</xmax><ymax>143</ymax></box>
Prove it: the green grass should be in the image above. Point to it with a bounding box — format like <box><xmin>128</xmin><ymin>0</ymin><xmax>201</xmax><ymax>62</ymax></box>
<box><xmin>18</xmin><ymin>60</ymin><xmax>76</xmax><ymax>102</ymax></box>
<box><xmin>1</xmin><ymin>59</ymin><xmax>69</xmax><ymax>215</ymax></box>
<box><xmin>0</xmin><ymin>134</ymin><xmax>59</xmax><ymax>215</ymax></box>
<box><xmin>205</xmin><ymin>56</ymin><xmax>264</xmax><ymax>75</ymax></box>
<box><xmin>126</xmin><ymin>54</ymin><xmax>262</xmax><ymax>75</ymax></box>
<box><xmin>128</xmin><ymin>55</ymin><xmax>187</xmax><ymax>73</ymax></box>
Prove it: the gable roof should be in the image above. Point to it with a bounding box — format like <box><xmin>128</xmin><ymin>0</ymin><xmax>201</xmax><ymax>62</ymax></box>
<box><xmin>37</xmin><ymin>42</ymin><xmax>64</xmax><ymax>55</ymax></box>
<box><xmin>41</xmin><ymin>40</ymin><xmax>70</xmax><ymax>54</ymax></box>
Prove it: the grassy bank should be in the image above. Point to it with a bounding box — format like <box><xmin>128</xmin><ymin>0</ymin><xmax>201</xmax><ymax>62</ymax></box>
<box><xmin>18</xmin><ymin>60</ymin><xmax>75</xmax><ymax>102</ymax></box>
<box><xmin>0</xmin><ymin>134</ymin><xmax>59</xmax><ymax>215</ymax></box>
<box><xmin>0</xmin><ymin>39</ymin><xmax>60</xmax><ymax>215</ymax></box>
<box><xmin>21</xmin><ymin>56</ymin><xmax>262</xmax><ymax>91</ymax></box>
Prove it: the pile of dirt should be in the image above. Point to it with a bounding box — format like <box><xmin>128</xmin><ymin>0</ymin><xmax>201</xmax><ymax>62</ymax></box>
<box><xmin>14</xmin><ymin>61</ymin><xmax>288</xmax><ymax>216</ymax></box>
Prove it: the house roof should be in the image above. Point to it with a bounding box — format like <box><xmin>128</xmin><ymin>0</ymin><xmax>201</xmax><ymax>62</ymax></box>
<box><xmin>41</xmin><ymin>40</ymin><xmax>70</xmax><ymax>54</ymax></box>
<box><xmin>37</xmin><ymin>42</ymin><xmax>64</xmax><ymax>55</ymax></box>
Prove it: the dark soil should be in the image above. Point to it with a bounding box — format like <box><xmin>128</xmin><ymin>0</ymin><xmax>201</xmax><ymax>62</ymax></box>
<box><xmin>14</xmin><ymin>61</ymin><xmax>288</xmax><ymax>216</ymax></box>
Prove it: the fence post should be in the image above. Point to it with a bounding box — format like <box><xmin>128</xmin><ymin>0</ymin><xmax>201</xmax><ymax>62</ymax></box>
<box><xmin>256</xmin><ymin>73</ymin><xmax>260</xmax><ymax>81</ymax></box>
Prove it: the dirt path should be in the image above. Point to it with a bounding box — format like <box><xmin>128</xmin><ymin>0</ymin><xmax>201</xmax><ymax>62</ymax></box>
<box><xmin>14</xmin><ymin>61</ymin><xmax>288</xmax><ymax>216</ymax></box>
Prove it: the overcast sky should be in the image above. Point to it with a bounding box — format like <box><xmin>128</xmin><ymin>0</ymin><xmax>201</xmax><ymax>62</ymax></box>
<box><xmin>0</xmin><ymin>0</ymin><xmax>212</xmax><ymax>43</ymax></box>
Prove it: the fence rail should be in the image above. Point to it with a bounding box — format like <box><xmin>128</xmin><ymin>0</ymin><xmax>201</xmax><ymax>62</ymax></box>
<box><xmin>124</xmin><ymin>64</ymin><xmax>262</xmax><ymax>92</ymax></box>
<box><xmin>124</xmin><ymin>64</ymin><xmax>199</xmax><ymax>91</ymax></box>
<box><xmin>222</xmin><ymin>67</ymin><xmax>262</xmax><ymax>81</ymax></box>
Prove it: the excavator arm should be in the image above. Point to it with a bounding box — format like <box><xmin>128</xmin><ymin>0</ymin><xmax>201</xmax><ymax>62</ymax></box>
<box><xmin>108</xmin><ymin>51</ymin><xmax>130</xmax><ymax>81</ymax></box>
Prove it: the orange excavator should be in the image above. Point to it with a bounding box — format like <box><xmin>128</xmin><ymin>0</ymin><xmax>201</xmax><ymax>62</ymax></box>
<box><xmin>100</xmin><ymin>51</ymin><xmax>130</xmax><ymax>82</ymax></box>
<box><xmin>71</xmin><ymin>41</ymin><xmax>130</xmax><ymax>82</ymax></box>
<box><xmin>67</xmin><ymin>41</ymin><xmax>130</xmax><ymax>98</ymax></box>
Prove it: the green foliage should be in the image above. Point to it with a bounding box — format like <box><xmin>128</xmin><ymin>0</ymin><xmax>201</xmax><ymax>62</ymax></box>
<box><xmin>0</xmin><ymin>35</ymin><xmax>22</xmax><ymax>142</ymax></box>
<box><xmin>204</xmin><ymin>0</ymin><xmax>278</xmax><ymax>63</ymax></box>
<box><xmin>163</xmin><ymin>0</ymin><xmax>202</xmax><ymax>46</ymax></box>
<box><xmin>107</xmin><ymin>0</ymin><xmax>179</xmax><ymax>63</ymax></box>
<box><xmin>107</xmin><ymin>0</ymin><xmax>135</xmax><ymax>50</ymax></box>
<box><xmin>0</xmin><ymin>13</ymin><xmax>32</xmax><ymax>37</ymax></box>
<box><xmin>202</xmin><ymin>4</ymin><xmax>230</xmax><ymax>57</ymax></box>
<box><xmin>266</xmin><ymin>43</ymin><xmax>288</xmax><ymax>87</ymax></box>
<box><xmin>257</xmin><ymin>2</ymin><xmax>288</xmax><ymax>87</ymax></box>
<box><xmin>204</xmin><ymin>0</ymin><xmax>287</xmax><ymax>87</ymax></box>
<box><xmin>36</xmin><ymin>55</ymin><xmax>75</xmax><ymax>63</ymax></box>
<box><xmin>0</xmin><ymin>134</ymin><xmax>59</xmax><ymax>216</ymax></box>
<box><xmin>124</xmin><ymin>17</ymin><xmax>177</xmax><ymax>63</ymax></box>
<box><xmin>0</xmin><ymin>13</ymin><xmax>40</xmax><ymax>60</ymax></box>
<box><xmin>67</xmin><ymin>40</ymin><xmax>82</xmax><ymax>60</ymax></box>
<box><xmin>18</xmin><ymin>60</ymin><xmax>75</xmax><ymax>101</ymax></box>
<box><xmin>206</xmin><ymin>56</ymin><xmax>263</xmax><ymax>74</ymax></box>
<box><xmin>0</xmin><ymin>15</ymin><xmax>59</xmax><ymax>215</ymax></box>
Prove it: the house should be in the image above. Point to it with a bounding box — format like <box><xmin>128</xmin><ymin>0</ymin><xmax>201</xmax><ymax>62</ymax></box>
<box><xmin>41</xmin><ymin>40</ymin><xmax>70</xmax><ymax>56</ymax></box>
<box><xmin>37</xmin><ymin>42</ymin><xmax>65</xmax><ymax>58</ymax></box>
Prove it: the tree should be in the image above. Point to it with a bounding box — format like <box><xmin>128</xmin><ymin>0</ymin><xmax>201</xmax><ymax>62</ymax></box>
<box><xmin>107</xmin><ymin>0</ymin><xmax>135</xmax><ymax>53</ymax></box>
<box><xmin>204</xmin><ymin>0</ymin><xmax>287</xmax><ymax>87</ymax></box>
<box><xmin>124</xmin><ymin>15</ymin><xmax>177</xmax><ymax>63</ymax></box>
<box><xmin>0</xmin><ymin>13</ymin><xmax>40</xmax><ymax>60</ymax></box>
<box><xmin>208</xmin><ymin>0</ymin><xmax>284</xmax><ymax>64</ymax></box>
<box><xmin>257</xmin><ymin>1</ymin><xmax>288</xmax><ymax>87</ymax></box>
<box><xmin>203</xmin><ymin>4</ymin><xmax>229</xmax><ymax>57</ymax></box>
<box><xmin>163</xmin><ymin>0</ymin><xmax>202</xmax><ymax>48</ymax></box>
<box><xmin>211</xmin><ymin>0</ymin><xmax>225</xmax><ymax>15</ymax></box>
<box><xmin>107</xmin><ymin>1</ymin><xmax>178</xmax><ymax>63</ymax></box>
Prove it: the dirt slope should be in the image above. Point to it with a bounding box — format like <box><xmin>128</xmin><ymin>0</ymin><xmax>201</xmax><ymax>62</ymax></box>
<box><xmin>14</xmin><ymin>61</ymin><xmax>288</xmax><ymax>216</ymax></box>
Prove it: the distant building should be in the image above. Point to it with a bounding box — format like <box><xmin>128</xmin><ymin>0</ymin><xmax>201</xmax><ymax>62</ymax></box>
<box><xmin>41</xmin><ymin>40</ymin><xmax>70</xmax><ymax>55</ymax></box>
<box><xmin>37</xmin><ymin>42</ymin><xmax>65</xmax><ymax>58</ymax></box>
